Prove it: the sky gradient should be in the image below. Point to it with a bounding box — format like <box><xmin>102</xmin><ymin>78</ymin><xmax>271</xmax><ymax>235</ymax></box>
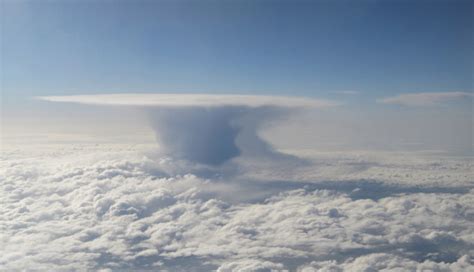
<box><xmin>2</xmin><ymin>0</ymin><xmax>472</xmax><ymax>100</ymax></box>
<box><xmin>1</xmin><ymin>0</ymin><xmax>473</xmax><ymax>154</ymax></box>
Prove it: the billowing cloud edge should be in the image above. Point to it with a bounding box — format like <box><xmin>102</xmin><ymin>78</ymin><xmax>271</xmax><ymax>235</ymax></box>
<box><xmin>36</xmin><ymin>93</ymin><xmax>341</xmax><ymax>108</ymax></box>
<box><xmin>377</xmin><ymin>91</ymin><xmax>473</xmax><ymax>106</ymax></box>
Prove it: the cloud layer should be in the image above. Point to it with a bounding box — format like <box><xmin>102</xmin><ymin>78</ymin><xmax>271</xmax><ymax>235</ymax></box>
<box><xmin>378</xmin><ymin>92</ymin><xmax>473</xmax><ymax>106</ymax></box>
<box><xmin>1</xmin><ymin>143</ymin><xmax>473</xmax><ymax>271</ymax></box>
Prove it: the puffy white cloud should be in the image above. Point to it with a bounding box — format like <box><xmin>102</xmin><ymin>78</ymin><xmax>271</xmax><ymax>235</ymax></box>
<box><xmin>297</xmin><ymin>254</ymin><xmax>473</xmax><ymax>271</ymax></box>
<box><xmin>1</xmin><ymin>143</ymin><xmax>473</xmax><ymax>271</ymax></box>
<box><xmin>378</xmin><ymin>91</ymin><xmax>472</xmax><ymax>106</ymax></box>
<box><xmin>217</xmin><ymin>259</ymin><xmax>285</xmax><ymax>272</ymax></box>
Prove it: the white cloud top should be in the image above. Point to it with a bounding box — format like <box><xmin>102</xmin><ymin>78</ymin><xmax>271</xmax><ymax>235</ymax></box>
<box><xmin>1</xmin><ymin>143</ymin><xmax>473</xmax><ymax>270</ymax></box>
<box><xmin>37</xmin><ymin>93</ymin><xmax>340</xmax><ymax>108</ymax></box>
<box><xmin>378</xmin><ymin>91</ymin><xmax>472</xmax><ymax>106</ymax></box>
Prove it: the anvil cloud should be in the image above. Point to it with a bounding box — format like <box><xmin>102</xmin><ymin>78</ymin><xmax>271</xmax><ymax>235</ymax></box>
<box><xmin>37</xmin><ymin>93</ymin><xmax>340</xmax><ymax>108</ymax></box>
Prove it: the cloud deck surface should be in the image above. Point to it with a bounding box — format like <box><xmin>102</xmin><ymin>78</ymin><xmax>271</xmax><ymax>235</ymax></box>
<box><xmin>1</xmin><ymin>143</ymin><xmax>473</xmax><ymax>271</ymax></box>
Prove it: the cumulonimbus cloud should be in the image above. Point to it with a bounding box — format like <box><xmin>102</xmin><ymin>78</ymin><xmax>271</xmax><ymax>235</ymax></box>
<box><xmin>37</xmin><ymin>93</ymin><xmax>339</xmax><ymax>165</ymax></box>
<box><xmin>378</xmin><ymin>91</ymin><xmax>473</xmax><ymax>106</ymax></box>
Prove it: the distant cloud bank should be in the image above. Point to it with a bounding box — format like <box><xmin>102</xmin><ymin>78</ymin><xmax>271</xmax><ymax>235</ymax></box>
<box><xmin>378</xmin><ymin>91</ymin><xmax>473</xmax><ymax>106</ymax></box>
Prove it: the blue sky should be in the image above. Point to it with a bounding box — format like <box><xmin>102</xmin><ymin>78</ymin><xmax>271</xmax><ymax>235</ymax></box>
<box><xmin>2</xmin><ymin>0</ymin><xmax>472</xmax><ymax>103</ymax></box>
<box><xmin>1</xmin><ymin>0</ymin><xmax>472</xmax><ymax>154</ymax></box>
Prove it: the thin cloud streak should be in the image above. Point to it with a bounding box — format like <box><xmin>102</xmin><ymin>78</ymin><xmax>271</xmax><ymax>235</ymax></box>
<box><xmin>331</xmin><ymin>90</ymin><xmax>359</xmax><ymax>95</ymax></box>
<box><xmin>378</xmin><ymin>92</ymin><xmax>473</xmax><ymax>106</ymax></box>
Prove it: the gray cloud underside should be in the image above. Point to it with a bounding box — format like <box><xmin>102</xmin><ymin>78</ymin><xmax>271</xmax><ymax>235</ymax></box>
<box><xmin>148</xmin><ymin>106</ymin><xmax>302</xmax><ymax>165</ymax></box>
<box><xmin>1</xmin><ymin>144</ymin><xmax>473</xmax><ymax>271</ymax></box>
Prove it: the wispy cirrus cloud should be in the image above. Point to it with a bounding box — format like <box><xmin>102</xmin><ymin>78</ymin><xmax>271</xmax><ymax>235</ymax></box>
<box><xmin>378</xmin><ymin>92</ymin><xmax>473</xmax><ymax>106</ymax></box>
<box><xmin>331</xmin><ymin>90</ymin><xmax>359</xmax><ymax>95</ymax></box>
